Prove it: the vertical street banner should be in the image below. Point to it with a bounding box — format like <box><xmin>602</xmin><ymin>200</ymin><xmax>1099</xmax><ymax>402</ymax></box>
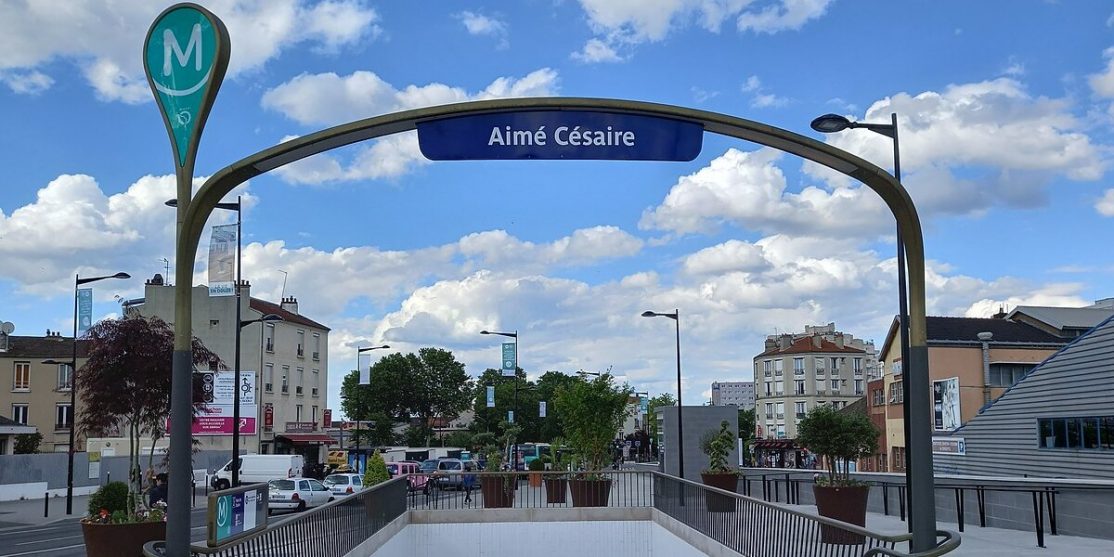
<box><xmin>208</xmin><ymin>224</ymin><xmax>236</xmax><ymax>296</ymax></box>
<box><xmin>486</xmin><ymin>385</ymin><xmax>495</xmax><ymax>408</ymax></box>
<box><xmin>639</xmin><ymin>395</ymin><xmax>649</xmax><ymax>415</ymax></box>
<box><xmin>501</xmin><ymin>342</ymin><xmax>516</xmax><ymax>377</ymax></box>
<box><xmin>358</xmin><ymin>353</ymin><xmax>370</xmax><ymax>385</ymax></box>
<box><xmin>933</xmin><ymin>377</ymin><xmax>961</xmax><ymax>431</ymax></box>
<box><xmin>77</xmin><ymin>288</ymin><xmax>93</xmax><ymax>335</ymax></box>
<box><xmin>507</xmin><ymin>410</ymin><xmax>514</xmax><ymax>423</ymax></box>
<box><xmin>539</xmin><ymin>401</ymin><xmax>547</xmax><ymax>418</ymax></box>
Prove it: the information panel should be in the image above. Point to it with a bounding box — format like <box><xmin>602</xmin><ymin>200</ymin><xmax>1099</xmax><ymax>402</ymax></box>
<box><xmin>417</xmin><ymin>110</ymin><xmax>704</xmax><ymax>161</ymax></box>
<box><xmin>207</xmin><ymin>483</ymin><xmax>268</xmax><ymax>547</ymax></box>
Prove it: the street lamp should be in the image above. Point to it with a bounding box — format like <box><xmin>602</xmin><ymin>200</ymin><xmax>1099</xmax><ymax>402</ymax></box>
<box><xmin>811</xmin><ymin>112</ymin><xmax>915</xmax><ymax>530</ymax></box>
<box><xmin>55</xmin><ymin>271</ymin><xmax>130</xmax><ymax>515</ymax></box>
<box><xmin>229</xmin><ymin>313</ymin><xmax>283</xmax><ymax>486</ymax></box>
<box><xmin>481</xmin><ymin>329</ymin><xmax>520</xmax><ymax>470</ymax></box>
<box><xmin>641</xmin><ymin>310</ymin><xmax>684</xmax><ymax>480</ymax></box>
<box><xmin>355</xmin><ymin>344</ymin><xmax>390</xmax><ymax>470</ymax></box>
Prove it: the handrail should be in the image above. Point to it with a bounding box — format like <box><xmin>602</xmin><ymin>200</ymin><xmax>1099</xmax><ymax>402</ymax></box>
<box><xmin>864</xmin><ymin>530</ymin><xmax>962</xmax><ymax>557</ymax></box>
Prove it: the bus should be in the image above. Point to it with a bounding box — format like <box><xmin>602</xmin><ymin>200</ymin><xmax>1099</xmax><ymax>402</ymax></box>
<box><xmin>508</xmin><ymin>443</ymin><xmax>552</xmax><ymax>470</ymax></box>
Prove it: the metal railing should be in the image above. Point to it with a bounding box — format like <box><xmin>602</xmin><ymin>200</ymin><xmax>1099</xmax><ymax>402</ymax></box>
<box><xmin>143</xmin><ymin>475</ymin><xmax>408</xmax><ymax>557</ymax></box>
<box><xmin>654</xmin><ymin>474</ymin><xmax>958</xmax><ymax>557</ymax></box>
<box><xmin>405</xmin><ymin>469</ymin><xmax>653</xmax><ymax>510</ymax></box>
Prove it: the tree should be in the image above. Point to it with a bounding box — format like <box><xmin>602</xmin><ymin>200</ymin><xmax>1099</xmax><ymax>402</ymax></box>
<box><xmin>79</xmin><ymin>315</ymin><xmax>219</xmax><ymax>515</ymax></box>
<box><xmin>14</xmin><ymin>432</ymin><xmax>42</xmax><ymax>454</ymax></box>
<box><xmin>645</xmin><ymin>393</ymin><xmax>676</xmax><ymax>441</ymax></box>
<box><xmin>554</xmin><ymin>373</ymin><xmax>631</xmax><ymax>474</ymax></box>
<box><xmin>795</xmin><ymin>404</ymin><xmax>878</xmax><ymax>485</ymax></box>
<box><xmin>738</xmin><ymin>407</ymin><xmax>756</xmax><ymax>466</ymax></box>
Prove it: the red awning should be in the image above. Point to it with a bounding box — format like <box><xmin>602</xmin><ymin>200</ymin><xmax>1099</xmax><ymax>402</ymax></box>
<box><xmin>277</xmin><ymin>433</ymin><xmax>337</xmax><ymax>444</ymax></box>
<box><xmin>753</xmin><ymin>439</ymin><xmax>797</xmax><ymax>450</ymax></box>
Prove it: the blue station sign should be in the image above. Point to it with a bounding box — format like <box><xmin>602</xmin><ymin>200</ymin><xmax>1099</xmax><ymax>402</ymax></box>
<box><xmin>417</xmin><ymin>110</ymin><xmax>704</xmax><ymax>161</ymax></box>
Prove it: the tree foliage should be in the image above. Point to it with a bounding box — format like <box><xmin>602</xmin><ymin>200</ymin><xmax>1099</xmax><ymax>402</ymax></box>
<box><xmin>362</xmin><ymin>451</ymin><xmax>390</xmax><ymax>487</ymax></box>
<box><xmin>646</xmin><ymin>393</ymin><xmax>676</xmax><ymax>440</ymax></box>
<box><xmin>14</xmin><ymin>432</ymin><xmax>42</xmax><ymax>454</ymax></box>
<box><xmin>737</xmin><ymin>407</ymin><xmax>756</xmax><ymax>466</ymax></box>
<box><xmin>469</xmin><ymin>369</ymin><xmax>579</xmax><ymax>444</ymax></box>
<box><xmin>795</xmin><ymin>404</ymin><xmax>879</xmax><ymax>485</ymax></box>
<box><xmin>78</xmin><ymin>315</ymin><xmax>220</xmax><ymax>514</ymax></box>
<box><xmin>700</xmin><ymin>420</ymin><xmax>737</xmax><ymax>473</ymax></box>
<box><xmin>554</xmin><ymin>373</ymin><xmax>631</xmax><ymax>476</ymax></box>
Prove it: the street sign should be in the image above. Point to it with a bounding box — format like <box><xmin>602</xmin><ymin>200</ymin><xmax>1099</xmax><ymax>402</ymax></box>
<box><xmin>501</xmin><ymin>342</ymin><xmax>516</xmax><ymax>377</ymax></box>
<box><xmin>417</xmin><ymin>110</ymin><xmax>704</xmax><ymax>161</ymax></box>
<box><xmin>207</xmin><ymin>483</ymin><xmax>267</xmax><ymax>546</ymax></box>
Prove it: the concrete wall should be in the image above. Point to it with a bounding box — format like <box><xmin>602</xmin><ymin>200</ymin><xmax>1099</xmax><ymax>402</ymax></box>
<box><xmin>656</xmin><ymin>406</ymin><xmax>738</xmax><ymax>482</ymax></box>
<box><xmin>0</xmin><ymin>449</ymin><xmax>231</xmax><ymax>496</ymax></box>
<box><xmin>739</xmin><ymin>468</ymin><xmax>1114</xmax><ymax>541</ymax></box>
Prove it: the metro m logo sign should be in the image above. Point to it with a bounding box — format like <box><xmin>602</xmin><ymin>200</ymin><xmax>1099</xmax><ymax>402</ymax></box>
<box><xmin>164</xmin><ymin>24</ymin><xmax>202</xmax><ymax>77</ymax></box>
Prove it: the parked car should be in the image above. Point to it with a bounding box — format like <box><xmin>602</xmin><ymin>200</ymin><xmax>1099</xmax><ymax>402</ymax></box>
<box><xmin>212</xmin><ymin>454</ymin><xmax>304</xmax><ymax>490</ymax></box>
<box><xmin>322</xmin><ymin>473</ymin><xmax>364</xmax><ymax>497</ymax></box>
<box><xmin>419</xmin><ymin>459</ymin><xmax>439</xmax><ymax>474</ymax></box>
<box><xmin>387</xmin><ymin>460</ymin><xmax>428</xmax><ymax>492</ymax></box>
<box><xmin>431</xmin><ymin>458</ymin><xmax>466</xmax><ymax>490</ymax></box>
<box><xmin>268</xmin><ymin>477</ymin><xmax>333</xmax><ymax>513</ymax></box>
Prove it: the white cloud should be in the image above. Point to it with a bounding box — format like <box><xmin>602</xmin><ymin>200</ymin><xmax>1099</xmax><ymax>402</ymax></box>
<box><xmin>740</xmin><ymin>75</ymin><xmax>788</xmax><ymax>108</ymax></box>
<box><xmin>264</xmin><ymin>68</ymin><xmax>559</xmax><ymax>184</ymax></box>
<box><xmin>571</xmin><ymin>38</ymin><xmax>624</xmax><ymax>63</ymax></box>
<box><xmin>0</xmin><ymin>0</ymin><xmax>380</xmax><ymax>103</ymax></box>
<box><xmin>736</xmin><ymin>0</ymin><xmax>834</xmax><ymax>34</ymax></box>
<box><xmin>639</xmin><ymin>147</ymin><xmax>890</xmax><ymax>238</ymax></box>
<box><xmin>1097</xmin><ymin>189</ymin><xmax>1114</xmax><ymax>216</ymax></box>
<box><xmin>0</xmin><ymin>70</ymin><xmax>53</xmax><ymax>94</ymax></box>
<box><xmin>691</xmin><ymin>86</ymin><xmax>719</xmax><ymax>103</ymax></box>
<box><xmin>456</xmin><ymin>11</ymin><xmax>507</xmax><ymax>37</ymax></box>
<box><xmin>1089</xmin><ymin>47</ymin><xmax>1114</xmax><ymax>98</ymax></box>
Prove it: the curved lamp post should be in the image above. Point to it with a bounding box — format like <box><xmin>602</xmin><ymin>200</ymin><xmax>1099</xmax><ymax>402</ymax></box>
<box><xmin>811</xmin><ymin>112</ymin><xmax>915</xmax><ymax>529</ymax></box>
<box><xmin>54</xmin><ymin>271</ymin><xmax>130</xmax><ymax>515</ymax></box>
<box><xmin>354</xmin><ymin>344</ymin><xmax>390</xmax><ymax>470</ymax></box>
<box><xmin>481</xmin><ymin>330</ymin><xmax>519</xmax><ymax>469</ymax></box>
<box><xmin>641</xmin><ymin>310</ymin><xmax>683</xmax><ymax>480</ymax></box>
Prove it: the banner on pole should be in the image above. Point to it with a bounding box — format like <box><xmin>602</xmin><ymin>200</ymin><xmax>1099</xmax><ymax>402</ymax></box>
<box><xmin>507</xmin><ymin>410</ymin><xmax>514</xmax><ymax>423</ymax></box>
<box><xmin>359</xmin><ymin>359</ymin><xmax>370</xmax><ymax>385</ymax></box>
<box><xmin>77</xmin><ymin>288</ymin><xmax>93</xmax><ymax>335</ymax></box>
<box><xmin>486</xmin><ymin>385</ymin><xmax>495</xmax><ymax>408</ymax></box>
<box><xmin>539</xmin><ymin>401</ymin><xmax>547</xmax><ymax>418</ymax></box>
<box><xmin>501</xmin><ymin>342</ymin><xmax>516</xmax><ymax>377</ymax></box>
<box><xmin>208</xmin><ymin>224</ymin><xmax>236</xmax><ymax>296</ymax></box>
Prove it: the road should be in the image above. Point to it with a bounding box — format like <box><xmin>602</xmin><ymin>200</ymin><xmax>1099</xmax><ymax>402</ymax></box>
<box><xmin>0</xmin><ymin>507</ymin><xmax>210</xmax><ymax>557</ymax></box>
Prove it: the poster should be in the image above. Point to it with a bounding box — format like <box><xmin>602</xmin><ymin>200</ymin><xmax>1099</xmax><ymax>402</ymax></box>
<box><xmin>208</xmin><ymin>224</ymin><xmax>237</xmax><ymax>296</ymax></box>
<box><xmin>933</xmin><ymin>377</ymin><xmax>961</xmax><ymax>431</ymax></box>
<box><xmin>192</xmin><ymin>370</ymin><xmax>257</xmax><ymax>435</ymax></box>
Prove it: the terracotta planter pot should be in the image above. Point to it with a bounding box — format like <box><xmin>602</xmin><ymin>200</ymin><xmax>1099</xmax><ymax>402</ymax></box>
<box><xmin>543</xmin><ymin>477</ymin><xmax>568</xmax><ymax>504</ymax></box>
<box><xmin>82</xmin><ymin>520</ymin><xmax>167</xmax><ymax>557</ymax></box>
<box><xmin>813</xmin><ymin>484</ymin><xmax>869</xmax><ymax>545</ymax></box>
<box><xmin>700</xmin><ymin>472</ymin><xmax>739</xmax><ymax>512</ymax></box>
<box><xmin>528</xmin><ymin>472</ymin><xmax>543</xmax><ymax>487</ymax></box>
<box><xmin>569</xmin><ymin>478</ymin><xmax>612</xmax><ymax>507</ymax></box>
<box><xmin>480</xmin><ymin>476</ymin><xmax>515</xmax><ymax>508</ymax></box>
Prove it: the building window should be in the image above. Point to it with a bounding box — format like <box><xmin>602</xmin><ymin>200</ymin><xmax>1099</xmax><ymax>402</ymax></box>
<box><xmin>12</xmin><ymin>404</ymin><xmax>29</xmax><ymax>425</ymax></box>
<box><xmin>13</xmin><ymin>362</ymin><xmax>30</xmax><ymax>391</ymax></box>
<box><xmin>853</xmin><ymin>358</ymin><xmax>863</xmax><ymax>375</ymax></box>
<box><xmin>814</xmin><ymin>357</ymin><xmax>825</xmax><ymax>374</ymax></box>
<box><xmin>774</xmin><ymin>359</ymin><xmax>783</xmax><ymax>376</ymax></box>
<box><xmin>764</xmin><ymin>381</ymin><xmax>772</xmax><ymax>397</ymax></box>
<box><xmin>830</xmin><ymin>357</ymin><xmax>840</xmax><ymax>376</ymax></box>
<box><xmin>775</xmin><ymin>401</ymin><xmax>785</xmax><ymax>420</ymax></box>
<box><xmin>793</xmin><ymin>358</ymin><xmax>805</xmax><ymax>375</ymax></box>
<box><xmin>892</xmin><ymin>447</ymin><xmax>906</xmax><ymax>472</ymax></box>
<box><xmin>775</xmin><ymin>424</ymin><xmax>786</xmax><ymax>439</ymax></box>
<box><xmin>57</xmin><ymin>363</ymin><xmax>73</xmax><ymax>391</ymax></box>
<box><xmin>1039</xmin><ymin>416</ymin><xmax>1114</xmax><ymax>450</ymax></box>
<box><xmin>295</xmin><ymin>404</ymin><xmax>303</xmax><ymax>422</ymax></box>
<box><xmin>763</xmin><ymin>360</ymin><xmax>772</xmax><ymax>377</ymax></box>
<box><xmin>854</xmin><ymin>379</ymin><xmax>864</xmax><ymax>395</ymax></box>
<box><xmin>774</xmin><ymin>380</ymin><xmax>784</xmax><ymax>395</ymax></box>
<box><xmin>312</xmin><ymin>406</ymin><xmax>318</xmax><ymax>424</ymax></box>
<box><xmin>830</xmin><ymin>379</ymin><xmax>841</xmax><ymax>391</ymax></box>
<box><xmin>989</xmin><ymin>363</ymin><xmax>1034</xmax><ymax>388</ymax></box>
<box><xmin>297</xmin><ymin>330</ymin><xmax>305</xmax><ymax>358</ymax></box>
<box><xmin>265</xmin><ymin>324</ymin><xmax>275</xmax><ymax>352</ymax></box>
<box><xmin>281</xmin><ymin>366</ymin><xmax>289</xmax><ymax>394</ymax></box>
<box><xmin>892</xmin><ymin>360</ymin><xmax>902</xmax><ymax>376</ymax></box>
<box><xmin>264</xmin><ymin>364</ymin><xmax>274</xmax><ymax>392</ymax></box>
<box><xmin>312</xmin><ymin>333</ymin><xmax>321</xmax><ymax>360</ymax></box>
<box><xmin>55</xmin><ymin>403</ymin><xmax>73</xmax><ymax>430</ymax></box>
<box><xmin>794</xmin><ymin>401</ymin><xmax>807</xmax><ymax>419</ymax></box>
<box><xmin>815</xmin><ymin>378</ymin><xmax>824</xmax><ymax>393</ymax></box>
<box><xmin>263</xmin><ymin>403</ymin><xmax>273</xmax><ymax>432</ymax></box>
<box><xmin>794</xmin><ymin>379</ymin><xmax>806</xmax><ymax>395</ymax></box>
<box><xmin>889</xmin><ymin>381</ymin><xmax>904</xmax><ymax>404</ymax></box>
<box><xmin>872</xmin><ymin>388</ymin><xmax>885</xmax><ymax>406</ymax></box>
<box><xmin>764</xmin><ymin>403</ymin><xmax>773</xmax><ymax>420</ymax></box>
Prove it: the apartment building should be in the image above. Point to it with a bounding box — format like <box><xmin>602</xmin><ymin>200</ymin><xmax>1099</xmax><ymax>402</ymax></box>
<box><xmin>0</xmin><ymin>331</ymin><xmax>89</xmax><ymax>453</ymax></box>
<box><xmin>132</xmin><ymin>275</ymin><xmax>332</xmax><ymax>464</ymax></box>
<box><xmin>710</xmin><ymin>381</ymin><xmax>755</xmax><ymax>409</ymax></box>
<box><xmin>753</xmin><ymin>326</ymin><xmax>872</xmax><ymax>441</ymax></box>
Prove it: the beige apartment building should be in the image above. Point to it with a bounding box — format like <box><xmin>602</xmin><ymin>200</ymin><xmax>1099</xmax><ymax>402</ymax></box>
<box><xmin>0</xmin><ymin>331</ymin><xmax>90</xmax><ymax>453</ymax></box>
<box><xmin>753</xmin><ymin>324</ymin><xmax>874</xmax><ymax>441</ymax></box>
<box><xmin>131</xmin><ymin>275</ymin><xmax>332</xmax><ymax>465</ymax></box>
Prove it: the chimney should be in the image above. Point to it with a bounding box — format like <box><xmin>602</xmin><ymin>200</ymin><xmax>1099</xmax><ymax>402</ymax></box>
<box><xmin>811</xmin><ymin>334</ymin><xmax>822</xmax><ymax>349</ymax></box>
<box><xmin>992</xmin><ymin>304</ymin><xmax>1008</xmax><ymax>319</ymax></box>
<box><xmin>834</xmin><ymin>333</ymin><xmax>845</xmax><ymax>349</ymax></box>
<box><xmin>281</xmin><ymin>296</ymin><xmax>299</xmax><ymax>315</ymax></box>
<box><xmin>764</xmin><ymin>338</ymin><xmax>776</xmax><ymax>352</ymax></box>
<box><xmin>778</xmin><ymin>334</ymin><xmax>792</xmax><ymax>350</ymax></box>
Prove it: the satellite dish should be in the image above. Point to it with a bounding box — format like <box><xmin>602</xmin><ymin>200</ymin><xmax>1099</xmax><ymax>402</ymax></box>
<box><xmin>0</xmin><ymin>322</ymin><xmax>14</xmax><ymax>334</ymax></box>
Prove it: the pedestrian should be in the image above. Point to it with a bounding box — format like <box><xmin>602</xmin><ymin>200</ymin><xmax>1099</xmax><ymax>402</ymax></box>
<box><xmin>149</xmin><ymin>473</ymin><xmax>168</xmax><ymax>507</ymax></box>
<box><xmin>462</xmin><ymin>462</ymin><xmax>476</xmax><ymax>504</ymax></box>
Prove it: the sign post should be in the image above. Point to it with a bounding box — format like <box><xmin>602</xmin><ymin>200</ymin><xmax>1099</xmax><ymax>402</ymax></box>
<box><xmin>144</xmin><ymin>5</ymin><xmax>230</xmax><ymax>555</ymax></box>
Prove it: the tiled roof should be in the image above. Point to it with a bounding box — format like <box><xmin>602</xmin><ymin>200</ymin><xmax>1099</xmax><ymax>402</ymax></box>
<box><xmin>879</xmin><ymin>315</ymin><xmax>1067</xmax><ymax>360</ymax></box>
<box><xmin>0</xmin><ymin>415</ymin><xmax>25</xmax><ymax>427</ymax></box>
<box><xmin>249</xmin><ymin>298</ymin><xmax>330</xmax><ymax>331</ymax></box>
<box><xmin>757</xmin><ymin>336</ymin><xmax>865</xmax><ymax>357</ymax></box>
<box><xmin>0</xmin><ymin>336</ymin><xmax>90</xmax><ymax>358</ymax></box>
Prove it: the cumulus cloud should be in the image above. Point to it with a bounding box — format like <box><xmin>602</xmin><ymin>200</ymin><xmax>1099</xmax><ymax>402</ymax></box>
<box><xmin>1089</xmin><ymin>47</ymin><xmax>1114</xmax><ymax>98</ymax></box>
<box><xmin>806</xmin><ymin>78</ymin><xmax>1107</xmax><ymax>217</ymax></box>
<box><xmin>736</xmin><ymin>0</ymin><xmax>834</xmax><ymax>34</ymax></box>
<box><xmin>741</xmin><ymin>75</ymin><xmax>788</xmax><ymax>108</ymax></box>
<box><xmin>264</xmin><ymin>68</ymin><xmax>559</xmax><ymax>184</ymax></box>
<box><xmin>639</xmin><ymin>147</ymin><xmax>890</xmax><ymax>238</ymax></box>
<box><xmin>455</xmin><ymin>11</ymin><xmax>508</xmax><ymax>47</ymax></box>
<box><xmin>0</xmin><ymin>70</ymin><xmax>54</xmax><ymax>94</ymax></box>
<box><xmin>1097</xmin><ymin>189</ymin><xmax>1114</xmax><ymax>216</ymax></box>
<box><xmin>571</xmin><ymin>38</ymin><xmax>624</xmax><ymax>63</ymax></box>
<box><xmin>0</xmin><ymin>0</ymin><xmax>380</xmax><ymax>102</ymax></box>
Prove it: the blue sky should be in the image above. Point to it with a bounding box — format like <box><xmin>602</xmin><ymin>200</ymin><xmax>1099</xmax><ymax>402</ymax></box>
<box><xmin>2</xmin><ymin>0</ymin><xmax>1113</xmax><ymax>417</ymax></box>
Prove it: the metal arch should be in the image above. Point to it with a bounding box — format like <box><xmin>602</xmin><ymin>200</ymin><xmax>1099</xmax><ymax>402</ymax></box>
<box><xmin>173</xmin><ymin>96</ymin><xmax>937</xmax><ymax>550</ymax></box>
<box><xmin>180</xmin><ymin>96</ymin><xmax>926</xmax><ymax>346</ymax></box>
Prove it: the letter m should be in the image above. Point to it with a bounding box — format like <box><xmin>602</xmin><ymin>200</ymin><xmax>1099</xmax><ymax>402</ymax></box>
<box><xmin>163</xmin><ymin>24</ymin><xmax>202</xmax><ymax>76</ymax></box>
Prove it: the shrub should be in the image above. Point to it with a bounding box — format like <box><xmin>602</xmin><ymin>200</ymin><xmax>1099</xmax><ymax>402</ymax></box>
<box><xmin>700</xmin><ymin>420</ymin><xmax>737</xmax><ymax>474</ymax></box>
<box><xmin>88</xmin><ymin>481</ymin><xmax>129</xmax><ymax>516</ymax></box>
<box><xmin>527</xmin><ymin>458</ymin><xmax>545</xmax><ymax>472</ymax></box>
<box><xmin>14</xmin><ymin>433</ymin><xmax>42</xmax><ymax>454</ymax></box>
<box><xmin>796</xmin><ymin>404</ymin><xmax>878</xmax><ymax>486</ymax></box>
<box><xmin>362</xmin><ymin>451</ymin><xmax>390</xmax><ymax>487</ymax></box>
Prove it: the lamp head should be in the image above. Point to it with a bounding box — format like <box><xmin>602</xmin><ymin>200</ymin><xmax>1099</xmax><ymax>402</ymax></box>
<box><xmin>480</xmin><ymin>330</ymin><xmax>491</xmax><ymax>335</ymax></box>
<box><xmin>259</xmin><ymin>314</ymin><xmax>284</xmax><ymax>323</ymax></box>
<box><xmin>111</xmin><ymin>272</ymin><xmax>131</xmax><ymax>280</ymax></box>
<box><xmin>165</xmin><ymin>199</ymin><xmax>178</xmax><ymax>207</ymax></box>
<box><xmin>810</xmin><ymin>113</ymin><xmax>853</xmax><ymax>133</ymax></box>
<box><xmin>640</xmin><ymin>311</ymin><xmax>656</xmax><ymax>318</ymax></box>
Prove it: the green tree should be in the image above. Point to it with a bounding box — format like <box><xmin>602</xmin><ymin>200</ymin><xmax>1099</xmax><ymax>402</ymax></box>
<box><xmin>796</xmin><ymin>404</ymin><xmax>878</xmax><ymax>485</ymax></box>
<box><xmin>645</xmin><ymin>393</ymin><xmax>676</xmax><ymax>440</ymax></box>
<box><xmin>362</xmin><ymin>451</ymin><xmax>390</xmax><ymax>487</ymax></box>
<box><xmin>554</xmin><ymin>373</ymin><xmax>632</xmax><ymax>474</ymax></box>
<box><xmin>14</xmin><ymin>432</ymin><xmax>42</xmax><ymax>454</ymax></box>
<box><xmin>737</xmin><ymin>407</ymin><xmax>756</xmax><ymax>466</ymax></box>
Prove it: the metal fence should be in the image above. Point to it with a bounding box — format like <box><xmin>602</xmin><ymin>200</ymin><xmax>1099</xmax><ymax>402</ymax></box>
<box><xmin>404</xmin><ymin>469</ymin><xmax>654</xmax><ymax>510</ymax></box>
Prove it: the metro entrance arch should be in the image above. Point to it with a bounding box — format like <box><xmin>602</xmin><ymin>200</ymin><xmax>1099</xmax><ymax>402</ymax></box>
<box><xmin>161</xmin><ymin>96</ymin><xmax>942</xmax><ymax>554</ymax></box>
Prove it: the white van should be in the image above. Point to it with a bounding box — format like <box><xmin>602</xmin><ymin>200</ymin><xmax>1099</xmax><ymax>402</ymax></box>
<box><xmin>211</xmin><ymin>454</ymin><xmax>304</xmax><ymax>490</ymax></box>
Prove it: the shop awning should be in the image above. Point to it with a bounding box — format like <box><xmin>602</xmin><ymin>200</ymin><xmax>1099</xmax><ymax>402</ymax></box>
<box><xmin>753</xmin><ymin>439</ymin><xmax>797</xmax><ymax>450</ymax></box>
<box><xmin>277</xmin><ymin>433</ymin><xmax>337</xmax><ymax>444</ymax></box>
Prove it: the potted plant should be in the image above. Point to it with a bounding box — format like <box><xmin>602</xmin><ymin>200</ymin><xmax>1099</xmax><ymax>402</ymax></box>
<box><xmin>554</xmin><ymin>373</ymin><xmax>631</xmax><ymax>507</ymax></box>
<box><xmin>78</xmin><ymin>316</ymin><xmax>218</xmax><ymax>557</ymax></box>
<box><xmin>541</xmin><ymin>444</ymin><xmax>573</xmax><ymax>504</ymax></box>
<box><xmin>700</xmin><ymin>420</ymin><xmax>739</xmax><ymax>512</ymax></box>
<box><xmin>527</xmin><ymin>457</ymin><xmax>545</xmax><ymax>487</ymax></box>
<box><xmin>477</xmin><ymin>424</ymin><xmax>519</xmax><ymax>508</ymax></box>
<box><xmin>795</xmin><ymin>404</ymin><xmax>879</xmax><ymax>544</ymax></box>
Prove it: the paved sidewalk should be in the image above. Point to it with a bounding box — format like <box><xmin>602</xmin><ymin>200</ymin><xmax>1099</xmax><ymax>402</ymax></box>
<box><xmin>0</xmin><ymin>494</ymin><xmax>89</xmax><ymax>529</ymax></box>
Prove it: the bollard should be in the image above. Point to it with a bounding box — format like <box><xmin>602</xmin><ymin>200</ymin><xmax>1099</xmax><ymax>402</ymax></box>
<box><xmin>106</xmin><ymin>471</ymin><xmax>111</xmax><ymax>485</ymax></box>
<box><xmin>43</xmin><ymin>491</ymin><xmax>49</xmax><ymax>518</ymax></box>
<box><xmin>192</xmin><ymin>481</ymin><xmax>196</xmax><ymax>508</ymax></box>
